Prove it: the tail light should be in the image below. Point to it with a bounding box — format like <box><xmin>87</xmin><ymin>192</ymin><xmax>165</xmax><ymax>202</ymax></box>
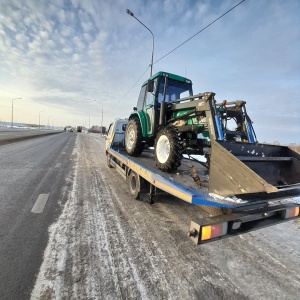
<box><xmin>282</xmin><ymin>206</ymin><xmax>300</xmax><ymax>219</ymax></box>
<box><xmin>201</xmin><ymin>222</ymin><xmax>228</xmax><ymax>241</ymax></box>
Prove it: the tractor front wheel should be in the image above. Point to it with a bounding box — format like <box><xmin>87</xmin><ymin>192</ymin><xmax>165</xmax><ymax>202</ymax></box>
<box><xmin>154</xmin><ymin>126</ymin><xmax>183</xmax><ymax>172</ymax></box>
<box><xmin>125</xmin><ymin>117</ymin><xmax>144</xmax><ymax>156</ymax></box>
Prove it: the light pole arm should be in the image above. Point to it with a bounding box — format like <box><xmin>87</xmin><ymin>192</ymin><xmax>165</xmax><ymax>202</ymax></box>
<box><xmin>126</xmin><ymin>9</ymin><xmax>154</xmax><ymax>77</ymax></box>
<box><xmin>133</xmin><ymin>17</ymin><xmax>154</xmax><ymax>77</ymax></box>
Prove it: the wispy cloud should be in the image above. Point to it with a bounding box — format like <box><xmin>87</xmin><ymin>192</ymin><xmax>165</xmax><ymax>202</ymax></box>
<box><xmin>0</xmin><ymin>0</ymin><xmax>299</xmax><ymax>143</ymax></box>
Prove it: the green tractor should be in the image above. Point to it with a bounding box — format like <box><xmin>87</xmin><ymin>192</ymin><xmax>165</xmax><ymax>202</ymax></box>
<box><xmin>125</xmin><ymin>71</ymin><xmax>300</xmax><ymax>196</ymax></box>
<box><xmin>125</xmin><ymin>71</ymin><xmax>256</xmax><ymax>172</ymax></box>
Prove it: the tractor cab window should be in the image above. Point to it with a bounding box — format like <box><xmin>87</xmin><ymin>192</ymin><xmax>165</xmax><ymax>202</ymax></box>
<box><xmin>145</xmin><ymin>78</ymin><xmax>156</xmax><ymax>106</ymax></box>
<box><xmin>137</xmin><ymin>85</ymin><xmax>147</xmax><ymax>110</ymax></box>
<box><xmin>157</xmin><ymin>79</ymin><xmax>192</xmax><ymax>103</ymax></box>
<box><xmin>145</xmin><ymin>91</ymin><xmax>154</xmax><ymax>106</ymax></box>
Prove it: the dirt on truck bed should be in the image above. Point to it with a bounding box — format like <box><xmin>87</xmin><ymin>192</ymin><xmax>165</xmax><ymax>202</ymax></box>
<box><xmin>31</xmin><ymin>134</ymin><xmax>300</xmax><ymax>300</ymax></box>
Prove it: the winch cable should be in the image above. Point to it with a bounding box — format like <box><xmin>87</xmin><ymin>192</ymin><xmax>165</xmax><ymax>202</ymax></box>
<box><xmin>187</xmin><ymin>154</ymin><xmax>209</xmax><ymax>169</ymax></box>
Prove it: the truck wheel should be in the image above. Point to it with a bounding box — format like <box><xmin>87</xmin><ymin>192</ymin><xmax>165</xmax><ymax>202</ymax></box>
<box><xmin>128</xmin><ymin>171</ymin><xmax>141</xmax><ymax>199</ymax></box>
<box><xmin>125</xmin><ymin>117</ymin><xmax>144</xmax><ymax>156</ymax></box>
<box><xmin>106</xmin><ymin>153</ymin><xmax>113</xmax><ymax>168</ymax></box>
<box><xmin>154</xmin><ymin>126</ymin><xmax>183</xmax><ymax>172</ymax></box>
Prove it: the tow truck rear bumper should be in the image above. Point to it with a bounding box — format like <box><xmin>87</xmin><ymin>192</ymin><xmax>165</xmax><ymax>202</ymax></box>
<box><xmin>189</xmin><ymin>203</ymin><xmax>300</xmax><ymax>245</ymax></box>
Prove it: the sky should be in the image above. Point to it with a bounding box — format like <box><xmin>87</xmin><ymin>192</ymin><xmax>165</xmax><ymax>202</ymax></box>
<box><xmin>0</xmin><ymin>0</ymin><xmax>299</xmax><ymax>144</ymax></box>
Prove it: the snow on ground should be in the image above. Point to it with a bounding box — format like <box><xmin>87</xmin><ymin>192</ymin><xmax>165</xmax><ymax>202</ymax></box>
<box><xmin>31</xmin><ymin>134</ymin><xmax>300</xmax><ymax>300</ymax></box>
<box><xmin>31</xmin><ymin>135</ymin><xmax>174</xmax><ymax>299</ymax></box>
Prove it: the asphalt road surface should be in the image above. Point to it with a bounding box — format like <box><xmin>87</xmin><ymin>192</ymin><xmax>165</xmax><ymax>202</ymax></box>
<box><xmin>1</xmin><ymin>133</ymin><xmax>299</xmax><ymax>299</ymax></box>
<box><xmin>0</xmin><ymin>131</ymin><xmax>76</xmax><ymax>299</ymax></box>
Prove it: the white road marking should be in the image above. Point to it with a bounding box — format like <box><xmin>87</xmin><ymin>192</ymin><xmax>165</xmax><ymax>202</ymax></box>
<box><xmin>31</xmin><ymin>194</ymin><xmax>50</xmax><ymax>214</ymax></box>
<box><xmin>62</xmin><ymin>152</ymin><xmax>66</xmax><ymax>154</ymax></box>
<box><xmin>55</xmin><ymin>163</ymin><xmax>62</xmax><ymax>168</ymax></box>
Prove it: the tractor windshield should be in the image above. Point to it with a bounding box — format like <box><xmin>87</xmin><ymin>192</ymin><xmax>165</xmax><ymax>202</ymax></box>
<box><xmin>157</xmin><ymin>79</ymin><xmax>192</xmax><ymax>103</ymax></box>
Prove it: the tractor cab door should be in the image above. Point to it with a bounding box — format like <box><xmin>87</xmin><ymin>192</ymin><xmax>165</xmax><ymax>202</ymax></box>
<box><xmin>145</xmin><ymin>90</ymin><xmax>155</xmax><ymax>135</ymax></box>
<box><xmin>137</xmin><ymin>81</ymin><xmax>156</xmax><ymax>136</ymax></box>
<box><xmin>143</xmin><ymin>78</ymin><xmax>158</xmax><ymax>136</ymax></box>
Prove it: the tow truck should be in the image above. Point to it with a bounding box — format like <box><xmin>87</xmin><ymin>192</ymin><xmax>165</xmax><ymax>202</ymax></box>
<box><xmin>105</xmin><ymin>71</ymin><xmax>300</xmax><ymax>245</ymax></box>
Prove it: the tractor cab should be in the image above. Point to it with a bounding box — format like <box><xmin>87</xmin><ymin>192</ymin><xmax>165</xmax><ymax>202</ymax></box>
<box><xmin>134</xmin><ymin>72</ymin><xmax>193</xmax><ymax>139</ymax></box>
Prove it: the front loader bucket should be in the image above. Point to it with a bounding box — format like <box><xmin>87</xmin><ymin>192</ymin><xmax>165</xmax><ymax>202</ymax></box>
<box><xmin>209</xmin><ymin>141</ymin><xmax>300</xmax><ymax>197</ymax></box>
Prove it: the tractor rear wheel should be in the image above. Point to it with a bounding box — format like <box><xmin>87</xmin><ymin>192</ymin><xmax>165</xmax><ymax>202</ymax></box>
<box><xmin>154</xmin><ymin>126</ymin><xmax>183</xmax><ymax>172</ymax></box>
<box><xmin>125</xmin><ymin>117</ymin><xmax>144</xmax><ymax>156</ymax></box>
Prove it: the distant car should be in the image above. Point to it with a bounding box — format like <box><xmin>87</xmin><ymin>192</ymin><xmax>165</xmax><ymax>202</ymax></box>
<box><xmin>69</xmin><ymin>129</ymin><xmax>73</xmax><ymax>132</ymax></box>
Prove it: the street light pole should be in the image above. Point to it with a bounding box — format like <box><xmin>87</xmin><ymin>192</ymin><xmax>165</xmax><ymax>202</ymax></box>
<box><xmin>101</xmin><ymin>104</ymin><xmax>103</xmax><ymax>134</ymax></box>
<box><xmin>11</xmin><ymin>97</ymin><xmax>22</xmax><ymax>128</ymax></box>
<box><xmin>94</xmin><ymin>100</ymin><xmax>103</xmax><ymax>135</ymax></box>
<box><xmin>126</xmin><ymin>8</ymin><xmax>154</xmax><ymax>77</ymax></box>
<box><xmin>39</xmin><ymin>110</ymin><xmax>45</xmax><ymax>129</ymax></box>
<box><xmin>84</xmin><ymin>112</ymin><xmax>90</xmax><ymax>130</ymax></box>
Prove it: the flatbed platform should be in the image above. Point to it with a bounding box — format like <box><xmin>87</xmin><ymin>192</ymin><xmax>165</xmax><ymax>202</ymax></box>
<box><xmin>108</xmin><ymin>147</ymin><xmax>300</xmax><ymax>209</ymax></box>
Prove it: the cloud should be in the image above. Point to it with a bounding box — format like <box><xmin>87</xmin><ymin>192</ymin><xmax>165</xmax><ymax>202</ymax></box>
<box><xmin>0</xmin><ymin>0</ymin><xmax>299</xmax><ymax>142</ymax></box>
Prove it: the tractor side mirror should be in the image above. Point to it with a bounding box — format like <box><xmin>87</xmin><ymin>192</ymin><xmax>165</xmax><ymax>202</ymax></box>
<box><xmin>147</xmin><ymin>79</ymin><xmax>154</xmax><ymax>93</ymax></box>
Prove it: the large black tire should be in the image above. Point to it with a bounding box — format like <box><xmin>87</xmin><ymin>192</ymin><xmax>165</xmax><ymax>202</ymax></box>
<box><xmin>125</xmin><ymin>117</ymin><xmax>144</xmax><ymax>156</ymax></box>
<box><xmin>154</xmin><ymin>126</ymin><xmax>183</xmax><ymax>172</ymax></box>
<box><xmin>128</xmin><ymin>171</ymin><xmax>141</xmax><ymax>199</ymax></box>
<box><xmin>106</xmin><ymin>153</ymin><xmax>113</xmax><ymax>168</ymax></box>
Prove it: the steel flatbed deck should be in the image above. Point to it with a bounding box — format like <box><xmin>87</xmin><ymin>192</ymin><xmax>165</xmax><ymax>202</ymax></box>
<box><xmin>107</xmin><ymin>146</ymin><xmax>299</xmax><ymax>209</ymax></box>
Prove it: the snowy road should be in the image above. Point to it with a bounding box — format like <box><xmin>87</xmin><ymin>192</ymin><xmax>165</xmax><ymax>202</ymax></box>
<box><xmin>0</xmin><ymin>132</ymin><xmax>76</xmax><ymax>299</ymax></box>
<box><xmin>31</xmin><ymin>134</ymin><xmax>300</xmax><ymax>299</ymax></box>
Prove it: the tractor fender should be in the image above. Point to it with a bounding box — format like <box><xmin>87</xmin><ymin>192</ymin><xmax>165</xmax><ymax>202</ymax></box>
<box><xmin>129</xmin><ymin>111</ymin><xmax>148</xmax><ymax>138</ymax></box>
